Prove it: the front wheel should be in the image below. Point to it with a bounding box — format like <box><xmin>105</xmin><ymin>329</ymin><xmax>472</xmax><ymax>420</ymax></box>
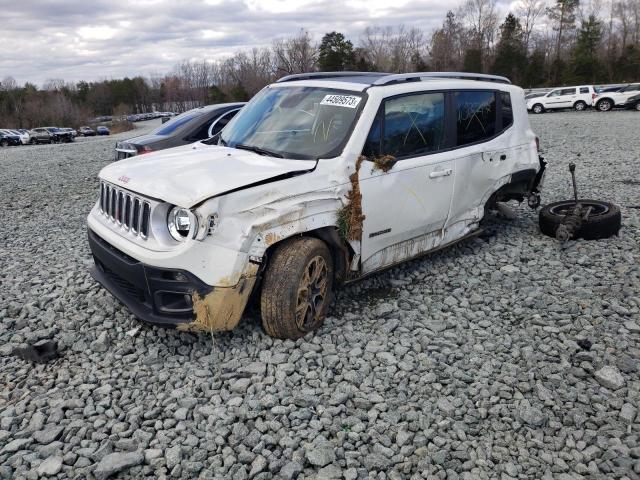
<box><xmin>635</xmin><ymin>103</ymin><xmax>640</xmax><ymax>112</ymax></box>
<box><xmin>574</xmin><ymin>101</ymin><xmax>587</xmax><ymax>111</ymax></box>
<box><xmin>539</xmin><ymin>200</ymin><xmax>621</xmax><ymax>240</ymax></box>
<box><xmin>532</xmin><ymin>104</ymin><xmax>544</xmax><ymax>114</ymax></box>
<box><xmin>597</xmin><ymin>99</ymin><xmax>613</xmax><ymax>112</ymax></box>
<box><xmin>260</xmin><ymin>237</ymin><xmax>334</xmax><ymax>339</ymax></box>
<box><xmin>0</xmin><ymin>139</ymin><xmax>7</xmax><ymax>147</ymax></box>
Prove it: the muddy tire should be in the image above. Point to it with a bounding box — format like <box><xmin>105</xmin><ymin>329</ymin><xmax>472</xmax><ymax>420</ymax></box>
<box><xmin>539</xmin><ymin>199</ymin><xmax>621</xmax><ymax>240</ymax></box>
<box><xmin>260</xmin><ymin>237</ymin><xmax>334</xmax><ymax>339</ymax></box>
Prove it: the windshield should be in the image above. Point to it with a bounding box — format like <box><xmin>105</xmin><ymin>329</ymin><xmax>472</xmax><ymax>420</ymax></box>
<box><xmin>220</xmin><ymin>86</ymin><xmax>364</xmax><ymax>160</ymax></box>
<box><xmin>152</xmin><ymin>110</ymin><xmax>202</xmax><ymax>135</ymax></box>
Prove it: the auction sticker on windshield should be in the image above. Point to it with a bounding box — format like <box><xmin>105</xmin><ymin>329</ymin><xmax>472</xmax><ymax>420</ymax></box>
<box><xmin>320</xmin><ymin>94</ymin><xmax>361</xmax><ymax>108</ymax></box>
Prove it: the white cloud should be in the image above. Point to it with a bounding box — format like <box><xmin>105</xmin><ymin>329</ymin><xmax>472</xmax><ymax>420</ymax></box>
<box><xmin>0</xmin><ymin>0</ymin><xmax>512</xmax><ymax>85</ymax></box>
<box><xmin>77</xmin><ymin>26</ymin><xmax>119</xmax><ymax>41</ymax></box>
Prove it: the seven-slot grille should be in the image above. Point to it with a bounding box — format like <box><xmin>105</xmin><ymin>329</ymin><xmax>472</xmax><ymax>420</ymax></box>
<box><xmin>99</xmin><ymin>181</ymin><xmax>151</xmax><ymax>238</ymax></box>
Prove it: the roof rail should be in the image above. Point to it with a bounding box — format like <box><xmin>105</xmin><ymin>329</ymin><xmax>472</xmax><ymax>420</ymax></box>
<box><xmin>372</xmin><ymin>72</ymin><xmax>511</xmax><ymax>86</ymax></box>
<box><xmin>276</xmin><ymin>71</ymin><xmax>389</xmax><ymax>83</ymax></box>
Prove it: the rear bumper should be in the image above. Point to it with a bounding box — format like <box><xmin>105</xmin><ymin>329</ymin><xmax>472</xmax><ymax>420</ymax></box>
<box><xmin>87</xmin><ymin>229</ymin><xmax>256</xmax><ymax>331</ymax></box>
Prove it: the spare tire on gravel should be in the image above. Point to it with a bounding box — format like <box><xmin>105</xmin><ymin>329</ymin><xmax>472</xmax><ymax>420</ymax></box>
<box><xmin>539</xmin><ymin>199</ymin><xmax>621</xmax><ymax>240</ymax></box>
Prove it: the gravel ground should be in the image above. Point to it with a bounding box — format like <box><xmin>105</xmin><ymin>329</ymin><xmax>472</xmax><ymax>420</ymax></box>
<box><xmin>1</xmin><ymin>111</ymin><xmax>639</xmax><ymax>480</ymax></box>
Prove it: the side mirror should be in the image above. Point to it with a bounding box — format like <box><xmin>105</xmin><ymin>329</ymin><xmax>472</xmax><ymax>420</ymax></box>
<box><xmin>161</xmin><ymin>117</ymin><xmax>170</xmax><ymax>124</ymax></box>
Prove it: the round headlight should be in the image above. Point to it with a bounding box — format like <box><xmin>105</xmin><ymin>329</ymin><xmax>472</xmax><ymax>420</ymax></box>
<box><xmin>168</xmin><ymin>207</ymin><xmax>198</xmax><ymax>241</ymax></box>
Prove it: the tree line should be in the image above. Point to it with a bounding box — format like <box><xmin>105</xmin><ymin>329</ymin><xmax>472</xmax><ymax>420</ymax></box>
<box><xmin>1</xmin><ymin>0</ymin><xmax>638</xmax><ymax>129</ymax></box>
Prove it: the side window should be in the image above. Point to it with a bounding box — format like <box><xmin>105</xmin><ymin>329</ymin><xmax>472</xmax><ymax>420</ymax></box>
<box><xmin>500</xmin><ymin>92</ymin><xmax>513</xmax><ymax>130</ymax></box>
<box><xmin>455</xmin><ymin>91</ymin><xmax>496</xmax><ymax>146</ymax></box>
<box><xmin>210</xmin><ymin>109</ymin><xmax>239</xmax><ymax>137</ymax></box>
<box><xmin>548</xmin><ymin>90</ymin><xmax>560</xmax><ymax>97</ymax></box>
<box><xmin>560</xmin><ymin>88</ymin><xmax>576</xmax><ymax>96</ymax></box>
<box><xmin>580</xmin><ymin>87</ymin><xmax>590</xmax><ymax>94</ymax></box>
<box><xmin>382</xmin><ymin>93</ymin><xmax>445</xmax><ymax>158</ymax></box>
<box><xmin>183</xmin><ymin>116</ymin><xmax>217</xmax><ymax>142</ymax></box>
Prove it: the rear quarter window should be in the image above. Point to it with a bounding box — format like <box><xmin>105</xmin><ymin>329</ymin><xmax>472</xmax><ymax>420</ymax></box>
<box><xmin>455</xmin><ymin>91</ymin><xmax>497</xmax><ymax>146</ymax></box>
<box><xmin>500</xmin><ymin>92</ymin><xmax>513</xmax><ymax>130</ymax></box>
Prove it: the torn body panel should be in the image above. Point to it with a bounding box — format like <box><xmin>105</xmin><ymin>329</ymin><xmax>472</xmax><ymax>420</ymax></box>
<box><xmin>179</xmin><ymin>263</ymin><xmax>259</xmax><ymax>333</ymax></box>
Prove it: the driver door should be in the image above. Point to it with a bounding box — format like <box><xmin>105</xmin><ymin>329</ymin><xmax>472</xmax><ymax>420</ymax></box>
<box><xmin>358</xmin><ymin>91</ymin><xmax>454</xmax><ymax>274</ymax></box>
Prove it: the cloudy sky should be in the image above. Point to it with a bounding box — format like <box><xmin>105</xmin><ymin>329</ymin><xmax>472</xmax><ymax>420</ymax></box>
<box><xmin>1</xmin><ymin>0</ymin><xmax>512</xmax><ymax>86</ymax></box>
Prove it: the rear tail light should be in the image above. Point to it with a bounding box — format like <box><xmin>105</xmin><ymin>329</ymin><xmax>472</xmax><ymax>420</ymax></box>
<box><xmin>592</xmin><ymin>93</ymin><xmax>597</xmax><ymax>100</ymax></box>
<box><xmin>137</xmin><ymin>145</ymin><xmax>153</xmax><ymax>155</ymax></box>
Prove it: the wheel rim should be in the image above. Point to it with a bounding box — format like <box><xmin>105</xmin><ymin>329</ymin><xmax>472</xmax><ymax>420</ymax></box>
<box><xmin>599</xmin><ymin>101</ymin><xmax>611</xmax><ymax>111</ymax></box>
<box><xmin>534</xmin><ymin>105</ymin><xmax>542</xmax><ymax>113</ymax></box>
<box><xmin>575</xmin><ymin>102</ymin><xmax>585</xmax><ymax>110</ymax></box>
<box><xmin>295</xmin><ymin>255</ymin><xmax>329</xmax><ymax>331</ymax></box>
<box><xmin>549</xmin><ymin>201</ymin><xmax>609</xmax><ymax>217</ymax></box>
<box><xmin>636</xmin><ymin>103</ymin><xmax>640</xmax><ymax>111</ymax></box>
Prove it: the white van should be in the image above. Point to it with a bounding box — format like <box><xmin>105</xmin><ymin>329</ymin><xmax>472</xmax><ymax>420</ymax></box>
<box><xmin>87</xmin><ymin>72</ymin><xmax>545</xmax><ymax>339</ymax></box>
<box><xmin>527</xmin><ymin>85</ymin><xmax>596</xmax><ymax>113</ymax></box>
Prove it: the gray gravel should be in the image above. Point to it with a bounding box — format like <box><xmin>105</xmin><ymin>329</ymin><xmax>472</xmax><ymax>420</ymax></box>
<box><xmin>1</xmin><ymin>111</ymin><xmax>639</xmax><ymax>479</ymax></box>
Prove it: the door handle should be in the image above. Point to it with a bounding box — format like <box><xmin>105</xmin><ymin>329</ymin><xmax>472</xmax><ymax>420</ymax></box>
<box><xmin>429</xmin><ymin>168</ymin><xmax>452</xmax><ymax>179</ymax></box>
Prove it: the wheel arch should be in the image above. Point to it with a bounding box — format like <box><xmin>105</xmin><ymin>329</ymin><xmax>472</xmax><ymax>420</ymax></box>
<box><xmin>596</xmin><ymin>97</ymin><xmax>613</xmax><ymax>109</ymax></box>
<box><xmin>260</xmin><ymin>226</ymin><xmax>352</xmax><ymax>285</ymax></box>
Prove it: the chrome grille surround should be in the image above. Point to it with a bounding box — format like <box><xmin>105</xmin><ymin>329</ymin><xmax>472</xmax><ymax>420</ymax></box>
<box><xmin>99</xmin><ymin>181</ymin><xmax>152</xmax><ymax>239</ymax></box>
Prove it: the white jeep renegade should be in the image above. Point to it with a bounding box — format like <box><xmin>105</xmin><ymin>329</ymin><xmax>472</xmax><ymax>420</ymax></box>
<box><xmin>87</xmin><ymin>72</ymin><xmax>545</xmax><ymax>339</ymax></box>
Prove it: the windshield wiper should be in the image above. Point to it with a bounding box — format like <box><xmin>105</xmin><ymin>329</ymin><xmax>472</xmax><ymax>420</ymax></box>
<box><xmin>234</xmin><ymin>143</ymin><xmax>284</xmax><ymax>158</ymax></box>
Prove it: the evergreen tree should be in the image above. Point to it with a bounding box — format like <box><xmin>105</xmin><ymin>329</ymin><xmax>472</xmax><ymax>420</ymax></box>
<box><xmin>492</xmin><ymin>13</ymin><xmax>527</xmax><ymax>84</ymax></box>
<box><xmin>570</xmin><ymin>15</ymin><xmax>603</xmax><ymax>83</ymax></box>
<box><xmin>317</xmin><ymin>32</ymin><xmax>355</xmax><ymax>71</ymax></box>
<box><xmin>463</xmin><ymin>48</ymin><xmax>483</xmax><ymax>72</ymax></box>
<box><xmin>523</xmin><ymin>49</ymin><xmax>547</xmax><ymax>87</ymax></box>
<box><xmin>616</xmin><ymin>44</ymin><xmax>640</xmax><ymax>81</ymax></box>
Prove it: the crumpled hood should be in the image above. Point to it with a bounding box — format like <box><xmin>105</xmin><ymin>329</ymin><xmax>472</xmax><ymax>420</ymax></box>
<box><xmin>99</xmin><ymin>143</ymin><xmax>316</xmax><ymax>207</ymax></box>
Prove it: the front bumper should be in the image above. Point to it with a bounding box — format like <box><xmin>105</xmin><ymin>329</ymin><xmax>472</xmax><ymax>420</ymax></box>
<box><xmin>88</xmin><ymin>229</ymin><xmax>257</xmax><ymax>331</ymax></box>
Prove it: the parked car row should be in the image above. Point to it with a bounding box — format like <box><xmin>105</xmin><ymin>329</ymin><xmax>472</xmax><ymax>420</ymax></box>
<box><xmin>126</xmin><ymin>112</ymin><xmax>175</xmax><ymax>122</ymax></box>
<box><xmin>527</xmin><ymin>83</ymin><xmax>640</xmax><ymax>113</ymax></box>
<box><xmin>0</xmin><ymin>125</ymin><xmax>111</xmax><ymax>146</ymax></box>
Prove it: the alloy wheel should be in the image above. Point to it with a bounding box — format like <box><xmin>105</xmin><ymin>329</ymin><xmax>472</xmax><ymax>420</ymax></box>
<box><xmin>295</xmin><ymin>255</ymin><xmax>329</xmax><ymax>331</ymax></box>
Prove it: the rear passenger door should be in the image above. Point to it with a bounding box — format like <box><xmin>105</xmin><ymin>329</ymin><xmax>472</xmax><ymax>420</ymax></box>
<box><xmin>358</xmin><ymin>91</ymin><xmax>455</xmax><ymax>273</ymax></box>
<box><xmin>446</xmin><ymin>90</ymin><xmax>516</xmax><ymax>235</ymax></box>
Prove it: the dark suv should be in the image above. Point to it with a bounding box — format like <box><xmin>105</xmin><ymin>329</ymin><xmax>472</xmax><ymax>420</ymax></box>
<box><xmin>30</xmin><ymin>127</ymin><xmax>74</xmax><ymax>143</ymax></box>
<box><xmin>0</xmin><ymin>130</ymin><xmax>21</xmax><ymax>146</ymax></box>
<box><xmin>114</xmin><ymin>103</ymin><xmax>244</xmax><ymax>160</ymax></box>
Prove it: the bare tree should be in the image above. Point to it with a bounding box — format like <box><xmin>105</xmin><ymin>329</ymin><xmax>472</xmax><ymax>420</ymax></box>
<box><xmin>516</xmin><ymin>0</ymin><xmax>548</xmax><ymax>50</ymax></box>
<box><xmin>458</xmin><ymin>0</ymin><xmax>499</xmax><ymax>68</ymax></box>
<box><xmin>430</xmin><ymin>11</ymin><xmax>467</xmax><ymax>70</ymax></box>
<box><xmin>360</xmin><ymin>25</ymin><xmax>429</xmax><ymax>72</ymax></box>
<box><xmin>272</xmin><ymin>30</ymin><xmax>317</xmax><ymax>76</ymax></box>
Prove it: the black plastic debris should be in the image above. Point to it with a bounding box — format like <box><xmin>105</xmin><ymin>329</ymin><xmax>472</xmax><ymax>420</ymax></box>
<box><xmin>13</xmin><ymin>340</ymin><xmax>59</xmax><ymax>364</ymax></box>
<box><xmin>577</xmin><ymin>339</ymin><xmax>592</xmax><ymax>351</ymax></box>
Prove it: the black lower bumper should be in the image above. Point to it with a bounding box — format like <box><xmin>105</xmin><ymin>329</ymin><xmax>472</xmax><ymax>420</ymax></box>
<box><xmin>88</xmin><ymin>229</ymin><xmax>212</xmax><ymax>327</ymax></box>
